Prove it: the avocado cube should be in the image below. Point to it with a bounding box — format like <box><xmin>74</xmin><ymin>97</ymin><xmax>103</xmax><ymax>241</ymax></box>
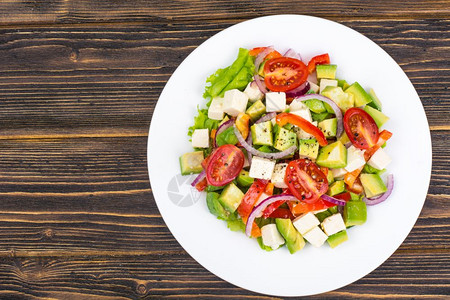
<box><xmin>219</xmin><ymin>183</ymin><xmax>244</xmax><ymax>213</ymax></box>
<box><xmin>318</xmin><ymin>118</ymin><xmax>337</xmax><ymax>138</ymax></box>
<box><xmin>206</xmin><ymin>192</ymin><xmax>229</xmax><ymax>220</ymax></box>
<box><xmin>326</xmin><ymin>168</ymin><xmax>334</xmax><ymax>184</ymax></box>
<box><xmin>246</xmin><ymin>100</ymin><xmax>266</xmax><ymax>122</ymax></box>
<box><xmin>304</xmin><ymin>99</ymin><xmax>327</xmax><ymax>113</ymax></box>
<box><xmin>179</xmin><ymin>151</ymin><xmax>204</xmax><ymax>175</ymax></box>
<box><xmin>274</xmin><ymin>127</ymin><xmax>297</xmax><ymax>151</ymax></box>
<box><xmin>344</xmin><ymin>201</ymin><xmax>367</xmax><ymax>226</ymax></box>
<box><xmin>367</xmin><ymin>88</ymin><xmax>382</xmax><ymax>111</ymax></box>
<box><xmin>360</xmin><ymin>173</ymin><xmax>387</xmax><ymax>198</ymax></box>
<box><xmin>299</xmin><ymin>139</ymin><xmax>319</xmax><ymax>160</ymax></box>
<box><xmin>316</xmin><ymin>141</ymin><xmax>347</xmax><ymax>169</ymax></box>
<box><xmin>327</xmin><ymin>180</ymin><xmax>345</xmax><ymax>196</ymax></box>
<box><xmin>236</xmin><ymin>170</ymin><xmax>254</xmax><ymax>187</ymax></box>
<box><xmin>321</xmin><ymin>86</ymin><xmax>354</xmax><ymax>112</ymax></box>
<box><xmin>327</xmin><ymin>230</ymin><xmax>348</xmax><ymax>248</ymax></box>
<box><xmin>338</xmin><ymin>131</ymin><xmax>351</xmax><ymax>145</ymax></box>
<box><xmin>364</xmin><ymin>105</ymin><xmax>389</xmax><ymax>128</ymax></box>
<box><xmin>345</xmin><ymin>82</ymin><xmax>372</xmax><ymax>107</ymax></box>
<box><xmin>350</xmin><ymin>192</ymin><xmax>362</xmax><ymax>201</ymax></box>
<box><xmin>316</xmin><ymin>64</ymin><xmax>337</xmax><ymax>80</ymax></box>
<box><xmin>251</xmin><ymin>121</ymin><xmax>273</xmax><ymax>146</ymax></box>
<box><xmin>337</xmin><ymin>79</ymin><xmax>350</xmax><ymax>90</ymax></box>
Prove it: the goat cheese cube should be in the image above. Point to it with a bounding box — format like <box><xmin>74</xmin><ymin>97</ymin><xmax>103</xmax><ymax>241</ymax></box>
<box><xmin>191</xmin><ymin>129</ymin><xmax>209</xmax><ymax>148</ymax></box>
<box><xmin>266</xmin><ymin>92</ymin><xmax>286</xmax><ymax>112</ymax></box>
<box><xmin>303</xmin><ymin>226</ymin><xmax>328</xmax><ymax>247</ymax></box>
<box><xmin>249</xmin><ymin>156</ymin><xmax>276</xmax><ymax>180</ymax></box>
<box><xmin>289</xmin><ymin>98</ymin><xmax>309</xmax><ymax>112</ymax></box>
<box><xmin>293</xmin><ymin>212</ymin><xmax>320</xmax><ymax>235</ymax></box>
<box><xmin>345</xmin><ymin>145</ymin><xmax>366</xmax><ymax>172</ymax></box>
<box><xmin>319</xmin><ymin>79</ymin><xmax>338</xmax><ymax>93</ymax></box>
<box><xmin>321</xmin><ymin>214</ymin><xmax>346</xmax><ymax>236</ymax></box>
<box><xmin>208</xmin><ymin>97</ymin><xmax>224</xmax><ymax>120</ymax></box>
<box><xmin>308</xmin><ymin>80</ymin><xmax>320</xmax><ymax>93</ymax></box>
<box><xmin>244</xmin><ymin>81</ymin><xmax>264</xmax><ymax>102</ymax></box>
<box><xmin>367</xmin><ymin>148</ymin><xmax>392</xmax><ymax>170</ymax></box>
<box><xmin>331</xmin><ymin>168</ymin><xmax>347</xmax><ymax>179</ymax></box>
<box><xmin>271</xmin><ymin>163</ymin><xmax>288</xmax><ymax>188</ymax></box>
<box><xmin>223</xmin><ymin>89</ymin><xmax>249</xmax><ymax>117</ymax></box>
<box><xmin>261</xmin><ymin>224</ymin><xmax>285</xmax><ymax>250</ymax></box>
<box><xmin>294</xmin><ymin>121</ymin><xmax>317</xmax><ymax>140</ymax></box>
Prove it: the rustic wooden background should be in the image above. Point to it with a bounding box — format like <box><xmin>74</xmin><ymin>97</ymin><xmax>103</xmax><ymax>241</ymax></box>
<box><xmin>0</xmin><ymin>1</ymin><xmax>448</xmax><ymax>299</ymax></box>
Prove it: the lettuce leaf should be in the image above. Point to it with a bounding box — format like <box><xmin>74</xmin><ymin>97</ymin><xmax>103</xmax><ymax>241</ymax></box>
<box><xmin>188</xmin><ymin>107</ymin><xmax>219</xmax><ymax>137</ymax></box>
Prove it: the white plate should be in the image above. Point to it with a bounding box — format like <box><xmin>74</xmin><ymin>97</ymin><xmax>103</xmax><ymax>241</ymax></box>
<box><xmin>148</xmin><ymin>15</ymin><xmax>432</xmax><ymax>297</ymax></box>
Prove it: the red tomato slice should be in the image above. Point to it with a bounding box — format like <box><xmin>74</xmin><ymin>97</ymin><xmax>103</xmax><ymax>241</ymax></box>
<box><xmin>288</xmin><ymin>198</ymin><xmax>335</xmax><ymax>216</ymax></box>
<box><xmin>263</xmin><ymin>57</ymin><xmax>308</xmax><ymax>92</ymax></box>
<box><xmin>206</xmin><ymin>144</ymin><xmax>244</xmax><ymax>186</ymax></box>
<box><xmin>249</xmin><ymin>47</ymin><xmax>282</xmax><ymax>60</ymax></box>
<box><xmin>285</xmin><ymin>159</ymin><xmax>328</xmax><ymax>203</ymax></box>
<box><xmin>307</xmin><ymin>53</ymin><xmax>330</xmax><ymax>74</ymax></box>
<box><xmin>333</xmin><ymin>192</ymin><xmax>351</xmax><ymax>202</ymax></box>
<box><xmin>237</xmin><ymin>179</ymin><xmax>267</xmax><ymax>222</ymax></box>
<box><xmin>344</xmin><ymin>107</ymin><xmax>380</xmax><ymax>149</ymax></box>
<box><xmin>268</xmin><ymin>208</ymin><xmax>294</xmax><ymax>220</ymax></box>
<box><xmin>364</xmin><ymin>129</ymin><xmax>393</xmax><ymax>160</ymax></box>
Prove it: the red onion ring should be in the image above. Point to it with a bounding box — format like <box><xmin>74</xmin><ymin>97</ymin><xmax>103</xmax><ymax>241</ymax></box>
<box><xmin>245</xmin><ymin>194</ymin><xmax>299</xmax><ymax>236</ymax></box>
<box><xmin>363</xmin><ymin>174</ymin><xmax>394</xmax><ymax>206</ymax></box>
<box><xmin>293</xmin><ymin>94</ymin><xmax>343</xmax><ymax>137</ymax></box>
<box><xmin>344</xmin><ymin>142</ymin><xmax>352</xmax><ymax>148</ymax></box>
<box><xmin>190</xmin><ymin>170</ymin><xmax>206</xmax><ymax>187</ymax></box>
<box><xmin>233</xmin><ymin>124</ymin><xmax>297</xmax><ymax>160</ymax></box>
<box><xmin>245</xmin><ymin>133</ymin><xmax>253</xmax><ymax>166</ymax></box>
<box><xmin>214</xmin><ymin>118</ymin><xmax>234</xmax><ymax>147</ymax></box>
<box><xmin>254</xmin><ymin>46</ymin><xmax>274</xmax><ymax>72</ymax></box>
<box><xmin>286</xmin><ymin>81</ymin><xmax>310</xmax><ymax>98</ymax></box>
<box><xmin>253</xmin><ymin>75</ymin><xmax>268</xmax><ymax>94</ymax></box>
<box><xmin>321</xmin><ymin>194</ymin><xmax>346</xmax><ymax>206</ymax></box>
<box><xmin>255</xmin><ymin>112</ymin><xmax>277</xmax><ymax>124</ymax></box>
<box><xmin>283</xmin><ymin>48</ymin><xmax>303</xmax><ymax>61</ymax></box>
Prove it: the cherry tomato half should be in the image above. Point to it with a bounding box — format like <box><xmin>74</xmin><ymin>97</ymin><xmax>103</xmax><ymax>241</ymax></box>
<box><xmin>344</xmin><ymin>107</ymin><xmax>380</xmax><ymax>150</ymax></box>
<box><xmin>307</xmin><ymin>53</ymin><xmax>330</xmax><ymax>74</ymax></box>
<box><xmin>206</xmin><ymin>144</ymin><xmax>244</xmax><ymax>186</ymax></box>
<box><xmin>285</xmin><ymin>159</ymin><xmax>328</xmax><ymax>203</ymax></box>
<box><xmin>263</xmin><ymin>57</ymin><xmax>308</xmax><ymax>92</ymax></box>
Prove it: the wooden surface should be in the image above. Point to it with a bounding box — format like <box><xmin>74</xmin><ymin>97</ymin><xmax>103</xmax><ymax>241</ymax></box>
<box><xmin>0</xmin><ymin>1</ymin><xmax>449</xmax><ymax>298</ymax></box>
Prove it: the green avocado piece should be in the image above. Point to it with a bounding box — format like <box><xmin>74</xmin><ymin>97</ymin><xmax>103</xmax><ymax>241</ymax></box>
<box><xmin>219</xmin><ymin>183</ymin><xmax>244</xmax><ymax>213</ymax></box>
<box><xmin>179</xmin><ymin>151</ymin><xmax>204</xmax><ymax>175</ymax></box>
<box><xmin>299</xmin><ymin>138</ymin><xmax>319</xmax><ymax>160</ymax></box>
<box><xmin>216</xmin><ymin>126</ymin><xmax>238</xmax><ymax>146</ymax></box>
<box><xmin>206</xmin><ymin>192</ymin><xmax>230</xmax><ymax>220</ymax></box>
<box><xmin>274</xmin><ymin>127</ymin><xmax>297</xmax><ymax>151</ymax></box>
<box><xmin>360</xmin><ymin>173</ymin><xmax>387</xmax><ymax>198</ymax></box>
<box><xmin>236</xmin><ymin>170</ymin><xmax>254</xmax><ymax>187</ymax></box>
<box><xmin>327</xmin><ymin>180</ymin><xmax>345</xmax><ymax>196</ymax></box>
<box><xmin>326</xmin><ymin>168</ymin><xmax>335</xmax><ymax>184</ymax></box>
<box><xmin>316</xmin><ymin>64</ymin><xmax>337</xmax><ymax>80</ymax></box>
<box><xmin>246</xmin><ymin>100</ymin><xmax>266</xmax><ymax>121</ymax></box>
<box><xmin>337</xmin><ymin>79</ymin><xmax>350</xmax><ymax>90</ymax></box>
<box><xmin>258</xmin><ymin>60</ymin><xmax>267</xmax><ymax>77</ymax></box>
<box><xmin>328</xmin><ymin>206</ymin><xmax>339</xmax><ymax>214</ymax></box>
<box><xmin>275</xmin><ymin>218</ymin><xmax>305</xmax><ymax>254</ymax></box>
<box><xmin>364</xmin><ymin>105</ymin><xmax>389</xmax><ymax>128</ymax></box>
<box><xmin>316</xmin><ymin>141</ymin><xmax>347</xmax><ymax>169</ymax></box>
<box><xmin>367</xmin><ymin>88</ymin><xmax>382</xmax><ymax>111</ymax></box>
<box><xmin>327</xmin><ymin>230</ymin><xmax>348</xmax><ymax>248</ymax></box>
<box><xmin>318</xmin><ymin>118</ymin><xmax>337</xmax><ymax>138</ymax></box>
<box><xmin>251</xmin><ymin>121</ymin><xmax>273</xmax><ymax>146</ymax></box>
<box><xmin>338</xmin><ymin>131</ymin><xmax>351</xmax><ymax>145</ymax></box>
<box><xmin>350</xmin><ymin>192</ymin><xmax>362</xmax><ymax>201</ymax></box>
<box><xmin>304</xmin><ymin>99</ymin><xmax>327</xmax><ymax>113</ymax></box>
<box><xmin>321</xmin><ymin>86</ymin><xmax>354</xmax><ymax>112</ymax></box>
<box><xmin>345</xmin><ymin>82</ymin><xmax>372</xmax><ymax>107</ymax></box>
<box><xmin>344</xmin><ymin>201</ymin><xmax>367</xmax><ymax>226</ymax></box>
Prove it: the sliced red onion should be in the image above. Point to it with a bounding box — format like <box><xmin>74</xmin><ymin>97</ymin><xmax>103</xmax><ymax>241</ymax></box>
<box><xmin>254</xmin><ymin>46</ymin><xmax>274</xmax><ymax>72</ymax></box>
<box><xmin>214</xmin><ymin>118</ymin><xmax>234</xmax><ymax>147</ymax></box>
<box><xmin>286</xmin><ymin>81</ymin><xmax>310</xmax><ymax>98</ymax></box>
<box><xmin>245</xmin><ymin>133</ymin><xmax>253</xmax><ymax>166</ymax></box>
<box><xmin>294</xmin><ymin>94</ymin><xmax>343</xmax><ymax>137</ymax></box>
<box><xmin>191</xmin><ymin>170</ymin><xmax>206</xmax><ymax>187</ymax></box>
<box><xmin>321</xmin><ymin>194</ymin><xmax>346</xmax><ymax>206</ymax></box>
<box><xmin>255</xmin><ymin>112</ymin><xmax>276</xmax><ymax>124</ymax></box>
<box><xmin>233</xmin><ymin>124</ymin><xmax>297</xmax><ymax>160</ymax></box>
<box><xmin>363</xmin><ymin>174</ymin><xmax>394</xmax><ymax>206</ymax></box>
<box><xmin>245</xmin><ymin>194</ymin><xmax>299</xmax><ymax>236</ymax></box>
<box><xmin>283</xmin><ymin>48</ymin><xmax>302</xmax><ymax>61</ymax></box>
<box><xmin>253</xmin><ymin>75</ymin><xmax>268</xmax><ymax>94</ymax></box>
<box><xmin>345</xmin><ymin>142</ymin><xmax>352</xmax><ymax>148</ymax></box>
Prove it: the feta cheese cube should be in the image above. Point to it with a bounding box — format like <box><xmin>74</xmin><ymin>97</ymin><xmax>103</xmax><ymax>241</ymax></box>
<box><xmin>271</xmin><ymin>163</ymin><xmax>288</xmax><ymax>188</ymax></box>
<box><xmin>308</xmin><ymin>80</ymin><xmax>320</xmax><ymax>93</ymax></box>
<box><xmin>266</xmin><ymin>92</ymin><xmax>286</xmax><ymax>112</ymax></box>
<box><xmin>303</xmin><ymin>226</ymin><xmax>328</xmax><ymax>247</ymax></box>
<box><xmin>345</xmin><ymin>145</ymin><xmax>366</xmax><ymax>172</ymax></box>
<box><xmin>261</xmin><ymin>224</ymin><xmax>285</xmax><ymax>250</ymax></box>
<box><xmin>319</xmin><ymin>79</ymin><xmax>338</xmax><ymax>93</ymax></box>
<box><xmin>293</xmin><ymin>212</ymin><xmax>320</xmax><ymax>235</ymax></box>
<box><xmin>249</xmin><ymin>156</ymin><xmax>276</xmax><ymax>180</ymax></box>
<box><xmin>294</xmin><ymin>121</ymin><xmax>317</xmax><ymax>140</ymax></box>
<box><xmin>208</xmin><ymin>97</ymin><xmax>224</xmax><ymax>120</ymax></box>
<box><xmin>331</xmin><ymin>168</ymin><xmax>347</xmax><ymax>179</ymax></box>
<box><xmin>289</xmin><ymin>98</ymin><xmax>309</xmax><ymax>112</ymax></box>
<box><xmin>191</xmin><ymin>129</ymin><xmax>209</xmax><ymax>148</ymax></box>
<box><xmin>367</xmin><ymin>148</ymin><xmax>392</xmax><ymax>170</ymax></box>
<box><xmin>321</xmin><ymin>214</ymin><xmax>346</xmax><ymax>236</ymax></box>
<box><xmin>223</xmin><ymin>89</ymin><xmax>248</xmax><ymax>117</ymax></box>
<box><xmin>244</xmin><ymin>81</ymin><xmax>264</xmax><ymax>102</ymax></box>
<box><xmin>290</xmin><ymin>108</ymin><xmax>312</xmax><ymax>122</ymax></box>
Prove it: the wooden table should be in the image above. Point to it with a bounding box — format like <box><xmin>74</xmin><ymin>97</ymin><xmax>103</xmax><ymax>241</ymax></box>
<box><xmin>0</xmin><ymin>1</ymin><xmax>448</xmax><ymax>298</ymax></box>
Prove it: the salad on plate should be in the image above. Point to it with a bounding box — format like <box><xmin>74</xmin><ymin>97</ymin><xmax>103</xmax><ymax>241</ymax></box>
<box><xmin>179</xmin><ymin>46</ymin><xmax>394</xmax><ymax>253</ymax></box>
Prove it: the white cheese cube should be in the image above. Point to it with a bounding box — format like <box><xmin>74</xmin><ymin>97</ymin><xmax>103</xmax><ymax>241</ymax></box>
<box><xmin>261</xmin><ymin>224</ymin><xmax>285</xmax><ymax>250</ymax></box>
<box><xmin>367</xmin><ymin>148</ymin><xmax>392</xmax><ymax>170</ymax></box>
<box><xmin>244</xmin><ymin>81</ymin><xmax>264</xmax><ymax>102</ymax></box>
<box><xmin>223</xmin><ymin>89</ymin><xmax>249</xmax><ymax>117</ymax></box>
<box><xmin>321</xmin><ymin>214</ymin><xmax>346</xmax><ymax>236</ymax></box>
<box><xmin>319</xmin><ymin>79</ymin><xmax>338</xmax><ymax>93</ymax></box>
<box><xmin>331</xmin><ymin>168</ymin><xmax>347</xmax><ymax>179</ymax></box>
<box><xmin>289</xmin><ymin>98</ymin><xmax>309</xmax><ymax>112</ymax></box>
<box><xmin>345</xmin><ymin>145</ymin><xmax>366</xmax><ymax>172</ymax></box>
<box><xmin>303</xmin><ymin>226</ymin><xmax>328</xmax><ymax>247</ymax></box>
<box><xmin>271</xmin><ymin>163</ymin><xmax>288</xmax><ymax>189</ymax></box>
<box><xmin>191</xmin><ymin>129</ymin><xmax>209</xmax><ymax>148</ymax></box>
<box><xmin>266</xmin><ymin>92</ymin><xmax>286</xmax><ymax>112</ymax></box>
<box><xmin>290</xmin><ymin>108</ymin><xmax>312</xmax><ymax>122</ymax></box>
<box><xmin>293</xmin><ymin>212</ymin><xmax>320</xmax><ymax>235</ymax></box>
<box><xmin>294</xmin><ymin>121</ymin><xmax>318</xmax><ymax>140</ymax></box>
<box><xmin>308</xmin><ymin>80</ymin><xmax>320</xmax><ymax>93</ymax></box>
<box><xmin>249</xmin><ymin>156</ymin><xmax>276</xmax><ymax>180</ymax></box>
<box><xmin>208</xmin><ymin>97</ymin><xmax>224</xmax><ymax>120</ymax></box>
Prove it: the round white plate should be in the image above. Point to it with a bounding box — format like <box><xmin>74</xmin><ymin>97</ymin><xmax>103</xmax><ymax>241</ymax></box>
<box><xmin>148</xmin><ymin>15</ymin><xmax>432</xmax><ymax>297</ymax></box>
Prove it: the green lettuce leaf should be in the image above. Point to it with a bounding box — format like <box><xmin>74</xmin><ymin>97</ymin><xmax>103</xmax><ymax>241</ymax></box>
<box><xmin>188</xmin><ymin>107</ymin><xmax>219</xmax><ymax>137</ymax></box>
